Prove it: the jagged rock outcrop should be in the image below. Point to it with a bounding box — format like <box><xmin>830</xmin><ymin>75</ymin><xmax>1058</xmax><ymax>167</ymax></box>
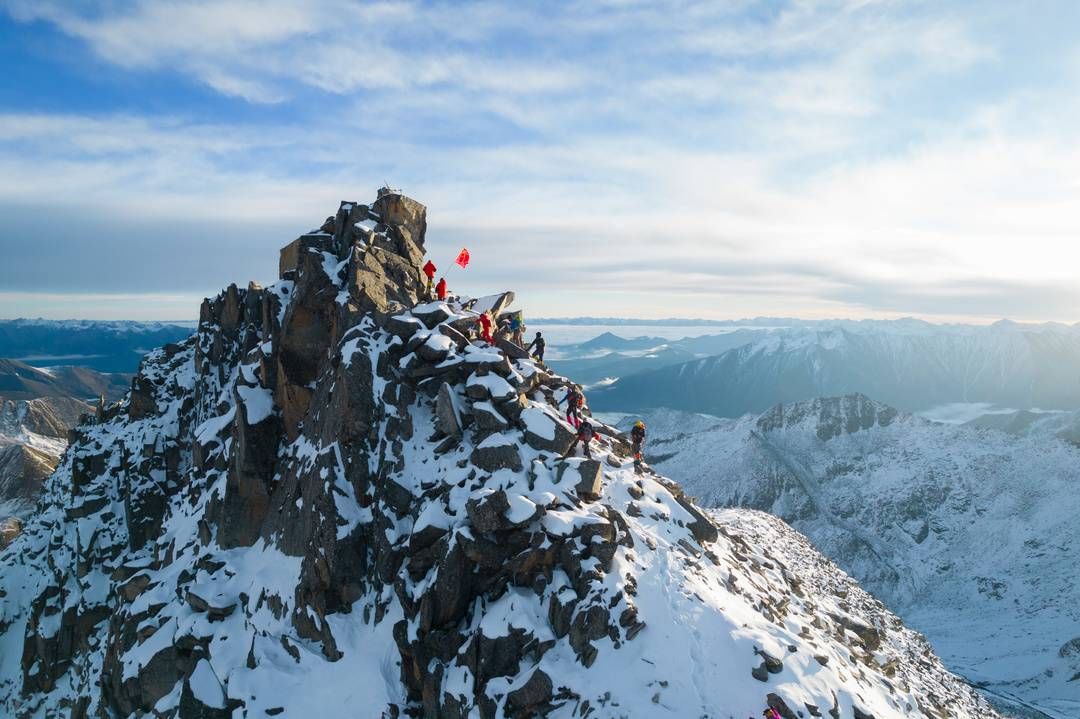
<box><xmin>755</xmin><ymin>393</ymin><xmax>899</xmax><ymax>441</ymax></box>
<box><xmin>0</xmin><ymin>191</ymin><xmax>999</xmax><ymax>718</ymax></box>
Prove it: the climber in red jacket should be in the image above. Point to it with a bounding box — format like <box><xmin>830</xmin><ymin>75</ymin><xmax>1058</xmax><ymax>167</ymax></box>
<box><xmin>562</xmin><ymin>420</ymin><xmax>605</xmax><ymax>460</ymax></box>
<box><xmin>435</xmin><ymin>277</ymin><xmax>448</xmax><ymax>301</ymax></box>
<box><xmin>422</xmin><ymin>260</ymin><xmax>437</xmax><ymax>299</ymax></box>
<box><xmin>477</xmin><ymin>311</ymin><xmax>494</xmax><ymax>345</ymax></box>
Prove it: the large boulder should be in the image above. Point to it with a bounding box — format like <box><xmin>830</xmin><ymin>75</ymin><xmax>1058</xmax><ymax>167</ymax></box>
<box><xmin>655</xmin><ymin>477</ymin><xmax>719</xmax><ymax>545</ymax></box>
<box><xmin>386</xmin><ymin>314</ymin><xmax>425</xmax><ymax>341</ymax></box>
<box><xmin>469</xmin><ymin>292</ymin><xmax>515</xmax><ymax>317</ymax></box>
<box><xmin>417</xmin><ymin>333</ymin><xmax>454</xmax><ymax>363</ymax></box>
<box><xmin>470</xmin><ymin>435</ymin><xmax>523</xmax><ymax>473</ymax></box>
<box><xmin>435</xmin><ymin>383</ymin><xmax>463</xmax><ymax>438</ymax></box>
<box><xmin>466</xmin><ymin>489</ymin><xmax>540</xmax><ymax>534</ymax></box>
<box><xmin>521</xmin><ymin>407</ymin><xmax>575</xmax><ymax>454</ymax></box>
<box><xmin>466</xmin><ymin>490</ymin><xmax>512</xmax><ymax>534</ymax></box>
<box><xmin>178</xmin><ymin>660</ymin><xmax>230</xmax><ymax>719</ymax></box>
<box><xmin>437</xmin><ymin>323</ymin><xmax>470</xmax><ymax>350</ymax></box>
<box><xmin>496</xmin><ymin>337</ymin><xmax>531</xmax><ymax>361</ymax></box>
<box><xmin>506</xmin><ymin>669</ymin><xmax>553</xmax><ymax>715</ymax></box>
<box><xmin>412</xmin><ymin>302</ymin><xmax>453</xmax><ymax>329</ymax></box>
<box><xmin>471</xmin><ymin>401</ymin><xmax>509</xmax><ymax>433</ymax></box>
<box><xmin>558</xmin><ymin>459</ymin><xmax>603</xmax><ymax>500</ymax></box>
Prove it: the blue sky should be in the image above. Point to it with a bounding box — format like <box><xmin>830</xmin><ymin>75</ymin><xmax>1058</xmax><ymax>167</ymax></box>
<box><xmin>1</xmin><ymin>0</ymin><xmax>1079</xmax><ymax>322</ymax></box>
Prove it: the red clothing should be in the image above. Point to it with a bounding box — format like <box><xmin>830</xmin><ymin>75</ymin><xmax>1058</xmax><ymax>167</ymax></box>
<box><xmin>436</xmin><ymin>278</ymin><xmax>447</xmax><ymax>300</ymax></box>
<box><xmin>478</xmin><ymin>313</ymin><xmax>494</xmax><ymax>344</ymax></box>
<box><xmin>422</xmin><ymin>260</ymin><xmax>437</xmax><ymax>280</ymax></box>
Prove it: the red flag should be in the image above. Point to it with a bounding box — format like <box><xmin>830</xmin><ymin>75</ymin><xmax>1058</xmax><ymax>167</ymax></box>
<box><xmin>454</xmin><ymin>248</ymin><xmax>471</xmax><ymax>269</ymax></box>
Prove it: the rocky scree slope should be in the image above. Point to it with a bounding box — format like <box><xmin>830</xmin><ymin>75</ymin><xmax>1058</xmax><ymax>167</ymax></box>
<box><xmin>0</xmin><ymin>192</ymin><xmax>996</xmax><ymax>718</ymax></box>
<box><xmin>632</xmin><ymin>395</ymin><xmax>1080</xmax><ymax>717</ymax></box>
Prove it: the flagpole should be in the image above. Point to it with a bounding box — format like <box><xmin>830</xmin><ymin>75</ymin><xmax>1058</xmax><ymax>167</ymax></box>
<box><xmin>444</xmin><ymin>248</ymin><xmax>470</xmax><ymax>305</ymax></box>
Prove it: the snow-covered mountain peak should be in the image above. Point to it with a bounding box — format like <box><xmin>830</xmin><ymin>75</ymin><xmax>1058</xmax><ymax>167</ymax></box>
<box><xmin>0</xmin><ymin>192</ymin><xmax>997</xmax><ymax>718</ymax></box>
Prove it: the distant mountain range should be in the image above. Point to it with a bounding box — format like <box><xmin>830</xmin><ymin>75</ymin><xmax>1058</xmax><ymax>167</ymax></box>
<box><xmin>627</xmin><ymin>396</ymin><xmax>1080</xmax><ymax>716</ymax></box>
<box><xmin>0</xmin><ymin>358</ymin><xmax>130</xmax><ymax>401</ymax></box>
<box><xmin>0</xmin><ymin>318</ymin><xmax>193</xmax><ymax>373</ymax></box>
<box><xmin>583</xmin><ymin>321</ymin><xmax>1080</xmax><ymax>416</ymax></box>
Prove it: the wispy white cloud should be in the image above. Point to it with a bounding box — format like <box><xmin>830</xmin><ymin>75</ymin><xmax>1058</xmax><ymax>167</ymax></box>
<box><xmin>2</xmin><ymin>0</ymin><xmax>1079</xmax><ymax>322</ymax></box>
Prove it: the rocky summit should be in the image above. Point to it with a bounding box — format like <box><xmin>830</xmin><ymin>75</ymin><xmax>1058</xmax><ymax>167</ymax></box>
<box><xmin>0</xmin><ymin>190</ymin><xmax>997</xmax><ymax>718</ymax></box>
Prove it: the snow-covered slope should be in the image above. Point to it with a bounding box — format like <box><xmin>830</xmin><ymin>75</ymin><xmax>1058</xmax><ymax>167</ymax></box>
<box><xmin>0</xmin><ymin>193</ymin><xmax>996</xmax><ymax>718</ymax></box>
<box><xmin>594</xmin><ymin>324</ymin><xmax>1080</xmax><ymax>417</ymax></box>
<box><xmin>632</xmin><ymin>396</ymin><xmax>1080</xmax><ymax>717</ymax></box>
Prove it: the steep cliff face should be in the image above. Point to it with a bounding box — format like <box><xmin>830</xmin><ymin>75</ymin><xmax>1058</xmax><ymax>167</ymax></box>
<box><xmin>0</xmin><ymin>191</ymin><xmax>998</xmax><ymax>718</ymax></box>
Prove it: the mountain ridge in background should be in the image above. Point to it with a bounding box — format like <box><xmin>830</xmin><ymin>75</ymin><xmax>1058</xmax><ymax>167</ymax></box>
<box><xmin>590</xmin><ymin>325</ymin><xmax>1080</xmax><ymax>416</ymax></box>
<box><xmin>0</xmin><ymin>319</ymin><xmax>194</xmax><ymax>373</ymax></box>
<box><xmin>627</xmin><ymin>395</ymin><xmax>1080</xmax><ymax>717</ymax></box>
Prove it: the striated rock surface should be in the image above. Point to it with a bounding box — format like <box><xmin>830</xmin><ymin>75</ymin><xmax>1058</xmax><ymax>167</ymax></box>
<box><xmin>0</xmin><ymin>191</ymin><xmax>998</xmax><ymax>718</ymax></box>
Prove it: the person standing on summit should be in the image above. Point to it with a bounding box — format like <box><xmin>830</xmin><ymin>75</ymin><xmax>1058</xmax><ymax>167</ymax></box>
<box><xmin>435</xmin><ymin>277</ymin><xmax>448</xmax><ymax>301</ymax></box>
<box><xmin>477</xmin><ymin>311</ymin><xmax>494</xmax><ymax>345</ymax></box>
<box><xmin>422</xmin><ymin>260</ymin><xmax>437</xmax><ymax>299</ymax></box>
<box><xmin>509</xmin><ymin>311</ymin><xmax>525</xmax><ymax>346</ymax></box>
<box><xmin>527</xmin><ymin>331</ymin><xmax>546</xmax><ymax>363</ymax></box>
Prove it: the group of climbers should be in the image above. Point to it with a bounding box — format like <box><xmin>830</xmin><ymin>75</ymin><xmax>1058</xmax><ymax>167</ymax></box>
<box><xmin>418</xmin><ymin>250</ymin><xmax>651</xmax><ymax>471</ymax></box>
<box><xmin>422</xmin><ymin>260</ymin><xmax>449</xmax><ymax>301</ymax></box>
<box><xmin>425</xmin><ymin>258</ymin><xmax>548</xmax><ymax>364</ymax></box>
<box><xmin>556</xmin><ymin>382</ymin><xmax>648</xmax><ymax>471</ymax></box>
